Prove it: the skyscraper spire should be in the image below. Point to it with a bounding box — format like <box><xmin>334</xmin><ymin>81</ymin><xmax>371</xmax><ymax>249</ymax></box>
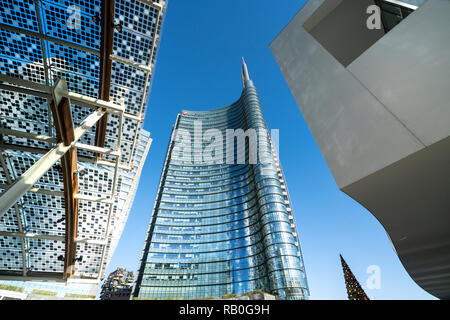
<box><xmin>241</xmin><ymin>57</ymin><xmax>250</xmax><ymax>87</ymax></box>
<box><xmin>340</xmin><ymin>254</ymin><xmax>370</xmax><ymax>300</ymax></box>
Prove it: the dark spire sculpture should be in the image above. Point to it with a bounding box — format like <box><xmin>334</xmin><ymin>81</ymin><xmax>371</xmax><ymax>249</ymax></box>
<box><xmin>340</xmin><ymin>254</ymin><xmax>370</xmax><ymax>300</ymax></box>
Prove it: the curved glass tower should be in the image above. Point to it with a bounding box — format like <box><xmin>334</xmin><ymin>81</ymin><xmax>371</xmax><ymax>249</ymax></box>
<box><xmin>133</xmin><ymin>60</ymin><xmax>309</xmax><ymax>300</ymax></box>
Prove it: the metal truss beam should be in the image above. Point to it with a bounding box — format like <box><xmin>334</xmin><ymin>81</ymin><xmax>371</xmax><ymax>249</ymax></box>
<box><xmin>0</xmin><ymin>83</ymin><xmax>51</xmax><ymax>99</ymax></box>
<box><xmin>136</xmin><ymin>0</ymin><xmax>165</xmax><ymax>11</ymax></box>
<box><xmin>96</xmin><ymin>103</ymin><xmax>125</xmax><ymax>280</ymax></box>
<box><xmin>96</xmin><ymin>159</ymin><xmax>131</xmax><ymax>171</ymax></box>
<box><xmin>74</xmin><ymin>143</ymin><xmax>120</xmax><ymax>157</ymax></box>
<box><xmin>0</xmin><ymin>128</ymin><xmax>121</xmax><ymax>157</ymax></box>
<box><xmin>0</xmin><ymin>74</ymin><xmax>51</xmax><ymax>93</ymax></box>
<box><xmin>50</xmin><ymin>79</ymin><xmax>79</xmax><ymax>279</ymax></box>
<box><xmin>0</xmin><ymin>184</ymin><xmax>64</xmax><ymax>197</ymax></box>
<box><xmin>94</xmin><ymin>0</ymin><xmax>115</xmax><ymax>157</ymax></box>
<box><xmin>0</xmin><ymin>232</ymin><xmax>106</xmax><ymax>246</ymax></box>
<box><xmin>123</xmin><ymin>113</ymin><xmax>145</xmax><ymax>122</ymax></box>
<box><xmin>0</xmin><ymin>143</ymin><xmax>88</xmax><ymax>163</ymax></box>
<box><xmin>0</xmin><ymin>184</ymin><xmax>113</xmax><ymax>204</ymax></box>
<box><xmin>0</xmin><ymin>128</ymin><xmax>57</xmax><ymax>144</ymax></box>
<box><xmin>64</xmin><ymin>96</ymin><xmax>138</xmax><ymax>120</ymax></box>
<box><xmin>0</xmin><ymin>143</ymin><xmax>131</xmax><ymax>171</ymax></box>
<box><xmin>0</xmin><ymin>74</ymin><xmax>125</xmax><ymax>114</ymax></box>
<box><xmin>0</xmin><ymin>153</ymin><xmax>27</xmax><ymax>276</ymax></box>
<box><xmin>0</xmin><ymin>108</ymin><xmax>105</xmax><ymax>217</ymax></box>
<box><xmin>110</xmin><ymin>55</ymin><xmax>152</xmax><ymax>72</ymax></box>
<box><xmin>74</xmin><ymin>194</ymin><xmax>114</xmax><ymax>204</ymax></box>
<box><xmin>56</xmin><ymin>90</ymin><xmax>125</xmax><ymax>114</ymax></box>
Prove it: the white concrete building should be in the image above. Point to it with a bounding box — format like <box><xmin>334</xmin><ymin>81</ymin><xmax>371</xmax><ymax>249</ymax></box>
<box><xmin>271</xmin><ymin>0</ymin><xmax>450</xmax><ymax>299</ymax></box>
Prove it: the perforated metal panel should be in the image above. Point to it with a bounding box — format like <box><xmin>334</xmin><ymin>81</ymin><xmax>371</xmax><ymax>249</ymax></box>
<box><xmin>0</xmin><ymin>0</ymin><xmax>165</xmax><ymax>288</ymax></box>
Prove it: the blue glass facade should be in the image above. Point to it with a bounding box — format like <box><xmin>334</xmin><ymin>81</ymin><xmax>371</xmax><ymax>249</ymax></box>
<box><xmin>134</xmin><ymin>69</ymin><xmax>309</xmax><ymax>300</ymax></box>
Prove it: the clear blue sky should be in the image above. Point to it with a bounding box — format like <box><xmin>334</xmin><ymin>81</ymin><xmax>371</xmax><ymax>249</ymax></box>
<box><xmin>106</xmin><ymin>0</ymin><xmax>435</xmax><ymax>300</ymax></box>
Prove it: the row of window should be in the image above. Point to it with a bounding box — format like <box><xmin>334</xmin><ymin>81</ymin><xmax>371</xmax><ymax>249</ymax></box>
<box><xmin>146</xmin><ymin>242</ymin><xmax>301</xmax><ymax>263</ymax></box>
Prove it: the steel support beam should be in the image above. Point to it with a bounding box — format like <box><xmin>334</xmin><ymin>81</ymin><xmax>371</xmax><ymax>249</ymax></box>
<box><xmin>0</xmin><ymin>74</ymin><xmax>125</xmax><ymax>114</ymax></box>
<box><xmin>75</xmin><ymin>142</ymin><xmax>121</xmax><ymax>157</ymax></box>
<box><xmin>0</xmin><ymin>129</ymin><xmax>120</xmax><ymax>156</ymax></box>
<box><xmin>0</xmin><ymin>184</ymin><xmax>64</xmax><ymax>197</ymax></box>
<box><xmin>0</xmin><ymin>143</ymin><xmax>93</xmax><ymax>164</ymax></box>
<box><xmin>0</xmin><ymin>184</ymin><xmax>112</xmax><ymax>203</ymax></box>
<box><xmin>0</xmin><ymin>231</ymin><xmax>64</xmax><ymax>242</ymax></box>
<box><xmin>96</xmin><ymin>109</ymin><xmax>125</xmax><ymax>280</ymax></box>
<box><xmin>123</xmin><ymin>113</ymin><xmax>144</xmax><ymax>122</ymax></box>
<box><xmin>0</xmin><ymin>83</ymin><xmax>51</xmax><ymax>99</ymax></box>
<box><xmin>0</xmin><ymin>143</ymin><xmax>131</xmax><ymax>170</ymax></box>
<box><xmin>136</xmin><ymin>0</ymin><xmax>164</xmax><ymax>11</ymax></box>
<box><xmin>62</xmin><ymin>91</ymin><xmax>125</xmax><ymax>114</ymax></box>
<box><xmin>94</xmin><ymin>0</ymin><xmax>115</xmax><ymax>157</ymax></box>
<box><xmin>0</xmin><ymin>74</ymin><xmax>52</xmax><ymax>93</ymax></box>
<box><xmin>0</xmin><ymin>153</ymin><xmax>27</xmax><ymax>276</ymax></box>
<box><xmin>0</xmin><ymin>231</ymin><xmax>106</xmax><ymax>245</ymax></box>
<box><xmin>96</xmin><ymin>159</ymin><xmax>131</xmax><ymax>171</ymax></box>
<box><xmin>110</xmin><ymin>55</ymin><xmax>152</xmax><ymax>72</ymax></box>
<box><xmin>0</xmin><ymin>108</ymin><xmax>105</xmax><ymax>217</ymax></box>
<box><xmin>0</xmin><ymin>128</ymin><xmax>57</xmax><ymax>144</ymax></box>
<box><xmin>50</xmin><ymin>79</ymin><xmax>78</xmax><ymax>279</ymax></box>
<box><xmin>74</xmin><ymin>194</ymin><xmax>114</xmax><ymax>204</ymax></box>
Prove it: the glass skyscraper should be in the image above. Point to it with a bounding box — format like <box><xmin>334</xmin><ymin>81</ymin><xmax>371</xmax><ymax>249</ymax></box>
<box><xmin>133</xmin><ymin>60</ymin><xmax>309</xmax><ymax>300</ymax></box>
